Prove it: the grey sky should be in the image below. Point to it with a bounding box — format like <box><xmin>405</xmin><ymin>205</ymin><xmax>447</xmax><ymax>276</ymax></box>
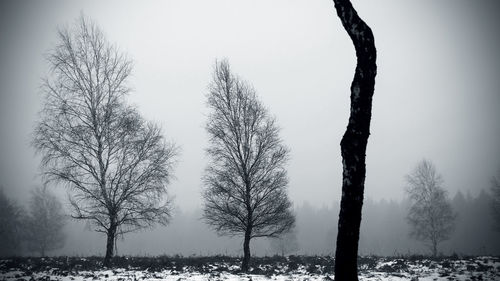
<box><xmin>1</xmin><ymin>0</ymin><xmax>499</xmax><ymax>212</ymax></box>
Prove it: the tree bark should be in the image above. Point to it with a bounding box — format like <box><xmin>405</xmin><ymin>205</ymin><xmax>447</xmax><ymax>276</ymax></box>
<box><xmin>104</xmin><ymin>224</ymin><xmax>117</xmax><ymax>267</ymax></box>
<box><xmin>332</xmin><ymin>0</ymin><xmax>377</xmax><ymax>280</ymax></box>
<box><xmin>241</xmin><ymin>228</ymin><xmax>252</xmax><ymax>272</ymax></box>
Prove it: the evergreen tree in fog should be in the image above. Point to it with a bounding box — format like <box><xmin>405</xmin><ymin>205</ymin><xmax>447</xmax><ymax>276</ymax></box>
<box><xmin>0</xmin><ymin>187</ymin><xmax>23</xmax><ymax>257</ymax></box>
<box><xmin>491</xmin><ymin>174</ymin><xmax>500</xmax><ymax>232</ymax></box>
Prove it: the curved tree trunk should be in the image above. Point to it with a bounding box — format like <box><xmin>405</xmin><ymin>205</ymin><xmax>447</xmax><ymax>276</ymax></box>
<box><xmin>332</xmin><ymin>0</ymin><xmax>377</xmax><ymax>280</ymax></box>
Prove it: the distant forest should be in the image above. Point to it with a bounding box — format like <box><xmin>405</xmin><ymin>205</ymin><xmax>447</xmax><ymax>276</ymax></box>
<box><xmin>46</xmin><ymin>189</ymin><xmax>498</xmax><ymax>257</ymax></box>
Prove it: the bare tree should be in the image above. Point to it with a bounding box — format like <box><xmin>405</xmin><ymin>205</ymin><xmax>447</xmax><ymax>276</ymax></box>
<box><xmin>491</xmin><ymin>174</ymin><xmax>500</xmax><ymax>232</ymax></box>
<box><xmin>202</xmin><ymin>60</ymin><xmax>295</xmax><ymax>272</ymax></box>
<box><xmin>23</xmin><ymin>186</ymin><xmax>66</xmax><ymax>256</ymax></box>
<box><xmin>331</xmin><ymin>0</ymin><xmax>377</xmax><ymax>280</ymax></box>
<box><xmin>32</xmin><ymin>15</ymin><xmax>178</xmax><ymax>267</ymax></box>
<box><xmin>0</xmin><ymin>187</ymin><xmax>24</xmax><ymax>257</ymax></box>
<box><xmin>268</xmin><ymin>227</ymin><xmax>299</xmax><ymax>256</ymax></box>
<box><xmin>405</xmin><ymin>160</ymin><xmax>456</xmax><ymax>257</ymax></box>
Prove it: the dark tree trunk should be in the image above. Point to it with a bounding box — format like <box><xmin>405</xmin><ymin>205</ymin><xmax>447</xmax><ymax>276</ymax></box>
<box><xmin>332</xmin><ymin>0</ymin><xmax>377</xmax><ymax>280</ymax></box>
<box><xmin>104</xmin><ymin>224</ymin><xmax>117</xmax><ymax>267</ymax></box>
<box><xmin>241</xmin><ymin>228</ymin><xmax>252</xmax><ymax>272</ymax></box>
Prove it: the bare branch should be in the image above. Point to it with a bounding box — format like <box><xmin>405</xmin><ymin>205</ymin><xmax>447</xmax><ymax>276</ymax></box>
<box><xmin>202</xmin><ymin>60</ymin><xmax>294</xmax><ymax>271</ymax></box>
<box><xmin>405</xmin><ymin>160</ymin><xmax>456</xmax><ymax>256</ymax></box>
<box><xmin>33</xmin><ymin>14</ymin><xmax>178</xmax><ymax>266</ymax></box>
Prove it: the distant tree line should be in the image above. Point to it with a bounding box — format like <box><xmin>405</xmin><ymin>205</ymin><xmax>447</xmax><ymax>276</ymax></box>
<box><xmin>0</xmin><ymin>186</ymin><xmax>66</xmax><ymax>257</ymax></box>
<box><xmin>319</xmin><ymin>189</ymin><xmax>498</xmax><ymax>256</ymax></box>
<box><xmin>3</xmin><ymin>187</ymin><xmax>495</xmax><ymax>258</ymax></box>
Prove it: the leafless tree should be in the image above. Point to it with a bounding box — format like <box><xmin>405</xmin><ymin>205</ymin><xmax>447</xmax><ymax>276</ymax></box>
<box><xmin>491</xmin><ymin>174</ymin><xmax>500</xmax><ymax>232</ymax></box>
<box><xmin>405</xmin><ymin>160</ymin><xmax>456</xmax><ymax>257</ymax></box>
<box><xmin>32</xmin><ymin>15</ymin><xmax>178</xmax><ymax>267</ymax></box>
<box><xmin>23</xmin><ymin>186</ymin><xmax>66</xmax><ymax>256</ymax></box>
<box><xmin>331</xmin><ymin>0</ymin><xmax>377</xmax><ymax>280</ymax></box>
<box><xmin>0</xmin><ymin>187</ymin><xmax>24</xmax><ymax>257</ymax></box>
<box><xmin>268</xmin><ymin>227</ymin><xmax>299</xmax><ymax>256</ymax></box>
<box><xmin>202</xmin><ymin>60</ymin><xmax>295</xmax><ymax>272</ymax></box>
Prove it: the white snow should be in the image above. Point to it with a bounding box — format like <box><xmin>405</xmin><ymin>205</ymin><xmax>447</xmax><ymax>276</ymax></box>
<box><xmin>1</xmin><ymin>256</ymin><xmax>499</xmax><ymax>281</ymax></box>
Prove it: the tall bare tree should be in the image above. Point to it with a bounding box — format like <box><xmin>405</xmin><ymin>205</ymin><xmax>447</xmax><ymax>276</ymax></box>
<box><xmin>331</xmin><ymin>0</ymin><xmax>377</xmax><ymax>280</ymax></box>
<box><xmin>32</xmin><ymin>15</ymin><xmax>178</xmax><ymax>267</ymax></box>
<box><xmin>24</xmin><ymin>186</ymin><xmax>66</xmax><ymax>256</ymax></box>
<box><xmin>202</xmin><ymin>60</ymin><xmax>295</xmax><ymax>272</ymax></box>
<box><xmin>405</xmin><ymin>160</ymin><xmax>456</xmax><ymax>257</ymax></box>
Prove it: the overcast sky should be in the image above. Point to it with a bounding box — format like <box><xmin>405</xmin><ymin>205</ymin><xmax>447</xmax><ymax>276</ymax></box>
<box><xmin>1</xmin><ymin>0</ymin><xmax>499</xmax><ymax>212</ymax></box>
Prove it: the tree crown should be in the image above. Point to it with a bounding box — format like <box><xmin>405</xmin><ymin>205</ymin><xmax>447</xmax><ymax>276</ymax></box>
<box><xmin>202</xmin><ymin>60</ymin><xmax>294</xmax><ymax>239</ymax></box>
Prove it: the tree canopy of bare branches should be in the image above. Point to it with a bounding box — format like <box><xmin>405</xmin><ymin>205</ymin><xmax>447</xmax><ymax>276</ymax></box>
<box><xmin>24</xmin><ymin>186</ymin><xmax>66</xmax><ymax>256</ymax></box>
<box><xmin>331</xmin><ymin>0</ymin><xmax>377</xmax><ymax>280</ymax></box>
<box><xmin>32</xmin><ymin>15</ymin><xmax>178</xmax><ymax>266</ymax></box>
<box><xmin>406</xmin><ymin>160</ymin><xmax>456</xmax><ymax>257</ymax></box>
<box><xmin>202</xmin><ymin>60</ymin><xmax>295</xmax><ymax>272</ymax></box>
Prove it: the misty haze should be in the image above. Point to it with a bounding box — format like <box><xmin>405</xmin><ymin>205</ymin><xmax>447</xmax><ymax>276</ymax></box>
<box><xmin>1</xmin><ymin>1</ymin><xmax>500</xmax><ymax>281</ymax></box>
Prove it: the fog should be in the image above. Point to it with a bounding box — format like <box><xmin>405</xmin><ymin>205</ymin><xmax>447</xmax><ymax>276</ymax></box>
<box><xmin>1</xmin><ymin>0</ymin><xmax>500</xmax><ymax>257</ymax></box>
<box><xmin>55</xmin><ymin>192</ymin><xmax>500</xmax><ymax>257</ymax></box>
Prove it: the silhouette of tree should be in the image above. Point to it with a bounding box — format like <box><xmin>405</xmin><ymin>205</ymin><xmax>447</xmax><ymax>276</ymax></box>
<box><xmin>24</xmin><ymin>186</ymin><xmax>66</xmax><ymax>256</ymax></box>
<box><xmin>32</xmin><ymin>15</ymin><xmax>178</xmax><ymax>267</ymax></box>
<box><xmin>331</xmin><ymin>0</ymin><xmax>377</xmax><ymax>280</ymax></box>
<box><xmin>202</xmin><ymin>60</ymin><xmax>294</xmax><ymax>272</ymax></box>
<box><xmin>491</xmin><ymin>174</ymin><xmax>500</xmax><ymax>232</ymax></box>
<box><xmin>405</xmin><ymin>160</ymin><xmax>456</xmax><ymax>256</ymax></box>
<box><xmin>0</xmin><ymin>187</ymin><xmax>23</xmax><ymax>257</ymax></box>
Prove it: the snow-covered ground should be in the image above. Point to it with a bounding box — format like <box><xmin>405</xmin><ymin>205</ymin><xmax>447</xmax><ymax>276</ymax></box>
<box><xmin>1</xmin><ymin>256</ymin><xmax>498</xmax><ymax>281</ymax></box>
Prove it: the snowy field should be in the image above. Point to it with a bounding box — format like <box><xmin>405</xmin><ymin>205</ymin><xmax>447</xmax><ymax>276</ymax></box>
<box><xmin>1</xmin><ymin>256</ymin><xmax>499</xmax><ymax>281</ymax></box>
